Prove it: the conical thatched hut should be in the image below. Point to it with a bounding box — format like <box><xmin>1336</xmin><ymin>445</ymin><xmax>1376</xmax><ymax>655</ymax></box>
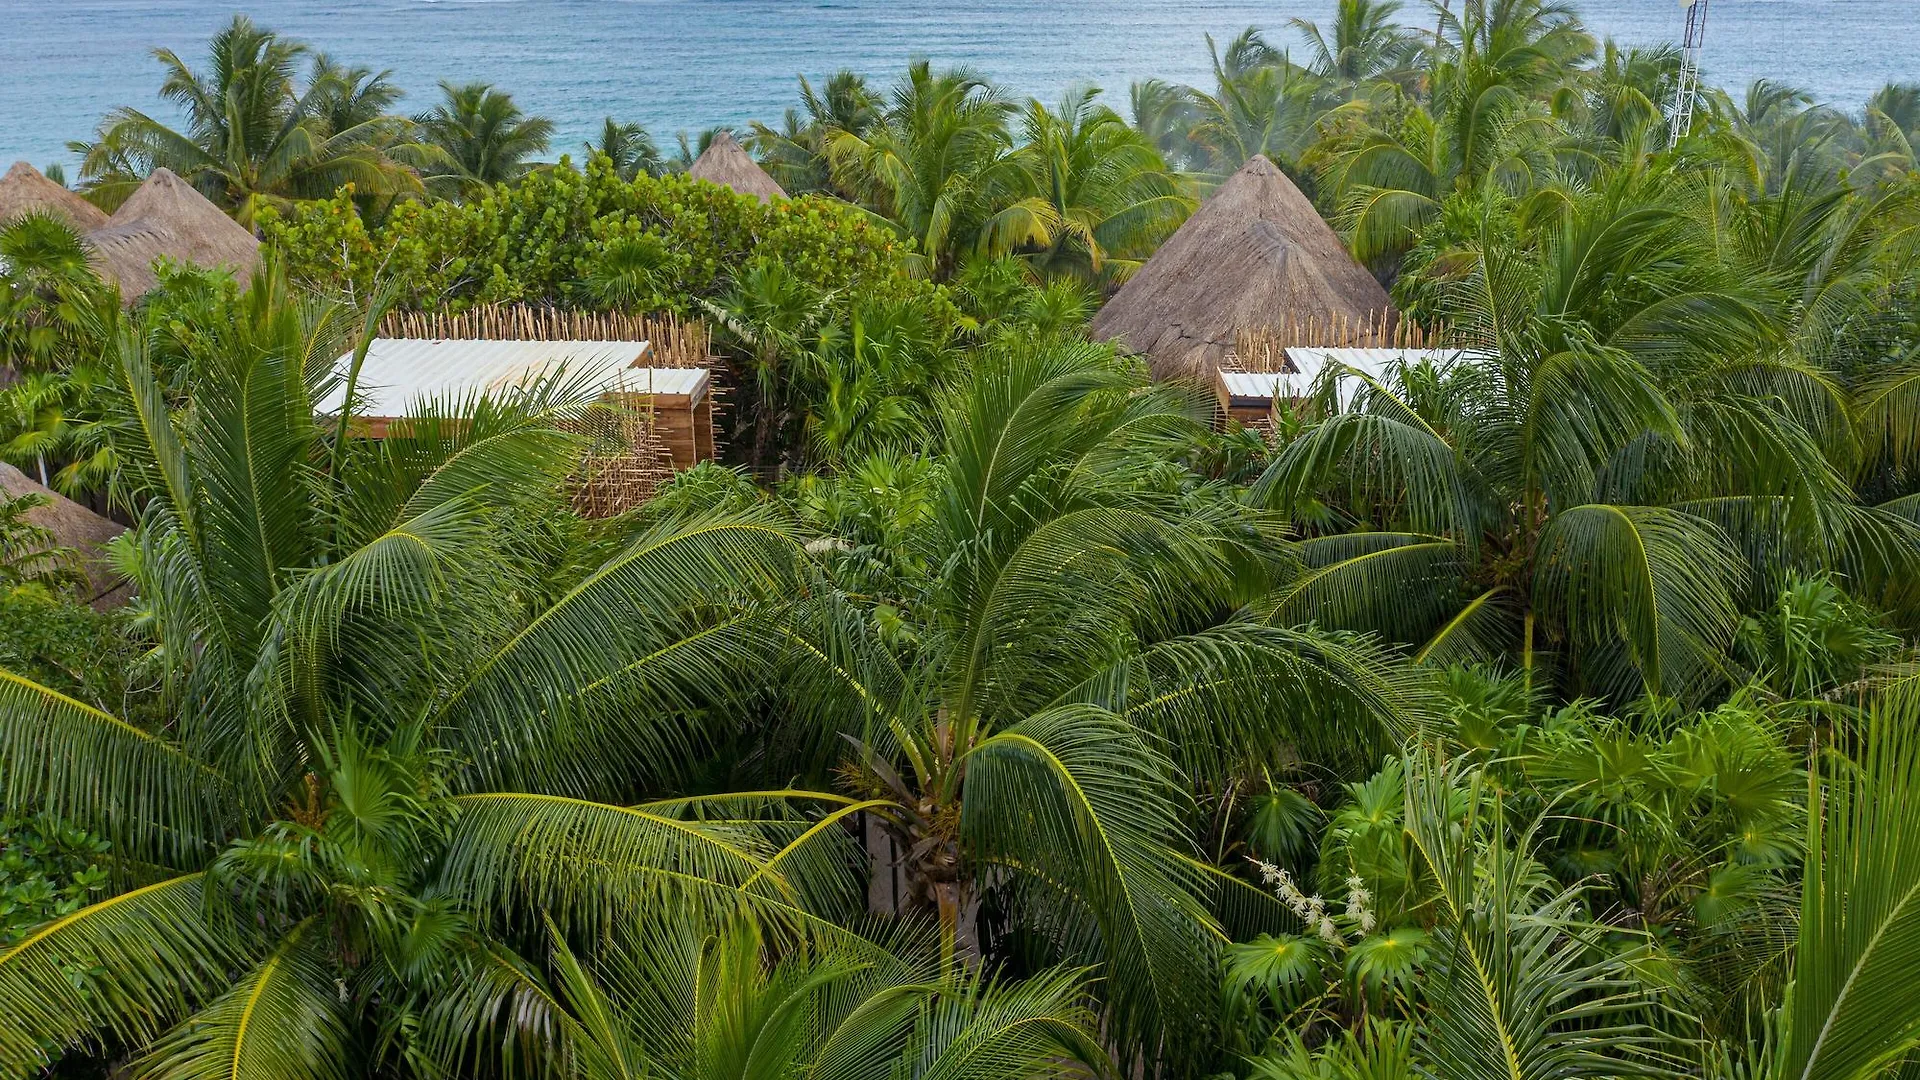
<box><xmin>85</xmin><ymin>167</ymin><xmax>260</xmax><ymax>301</ymax></box>
<box><xmin>687</xmin><ymin>132</ymin><xmax>786</xmax><ymax>204</ymax></box>
<box><xmin>1090</xmin><ymin>154</ymin><xmax>1396</xmax><ymax>380</ymax></box>
<box><xmin>0</xmin><ymin>161</ymin><xmax>109</xmax><ymax>230</ymax></box>
<box><xmin>0</xmin><ymin>463</ymin><xmax>130</xmax><ymax>609</ymax></box>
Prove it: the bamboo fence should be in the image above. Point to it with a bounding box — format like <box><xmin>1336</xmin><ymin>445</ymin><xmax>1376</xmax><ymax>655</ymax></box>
<box><xmin>378</xmin><ymin>305</ymin><xmax>717</xmax><ymax>369</ymax></box>
<box><xmin>1225</xmin><ymin>311</ymin><xmax>1442</xmax><ymax>373</ymax></box>
<box><xmin>565</xmin><ymin>402</ymin><xmax>677</xmax><ymax>518</ymax></box>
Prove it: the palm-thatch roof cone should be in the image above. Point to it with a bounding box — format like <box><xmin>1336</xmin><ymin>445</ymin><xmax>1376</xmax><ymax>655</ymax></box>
<box><xmin>0</xmin><ymin>463</ymin><xmax>131</xmax><ymax>609</ymax></box>
<box><xmin>1090</xmin><ymin>154</ymin><xmax>1396</xmax><ymax>381</ymax></box>
<box><xmin>0</xmin><ymin>161</ymin><xmax>109</xmax><ymax>230</ymax></box>
<box><xmin>85</xmin><ymin>167</ymin><xmax>260</xmax><ymax>301</ymax></box>
<box><xmin>687</xmin><ymin>132</ymin><xmax>786</xmax><ymax>204</ymax></box>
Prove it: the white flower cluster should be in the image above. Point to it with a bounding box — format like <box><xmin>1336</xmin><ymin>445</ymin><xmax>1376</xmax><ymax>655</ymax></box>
<box><xmin>1344</xmin><ymin>875</ymin><xmax>1377</xmax><ymax>934</ymax></box>
<box><xmin>1250</xmin><ymin>858</ymin><xmax>1344</xmax><ymax>943</ymax></box>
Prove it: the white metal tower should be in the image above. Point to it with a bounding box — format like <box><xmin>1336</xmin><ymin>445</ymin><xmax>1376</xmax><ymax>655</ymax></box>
<box><xmin>1668</xmin><ymin>0</ymin><xmax>1712</xmax><ymax>147</ymax></box>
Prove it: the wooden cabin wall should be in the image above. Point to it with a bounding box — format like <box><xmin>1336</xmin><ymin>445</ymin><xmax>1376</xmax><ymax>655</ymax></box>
<box><xmin>695</xmin><ymin>394</ymin><xmax>714</xmax><ymax>462</ymax></box>
<box><xmin>649</xmin><ymin>394</ymin><xmax>709</xmax><ymax>470</ymax></box>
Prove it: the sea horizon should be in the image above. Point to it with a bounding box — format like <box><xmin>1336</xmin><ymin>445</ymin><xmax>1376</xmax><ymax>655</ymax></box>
<box><xmin>3</xmin><ymin>0</ymin><xmax>1917</xmax><ymax>172</ymax></box>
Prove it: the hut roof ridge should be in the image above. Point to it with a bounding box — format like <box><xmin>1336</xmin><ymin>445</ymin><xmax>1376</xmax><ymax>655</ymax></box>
<box><xmin>1089</xmin><ymin>153</ymin><xmax>1397</xmax><ymax>380</ymax></box>
<box><xmin>686</xmin><ymin>131</ymin><xmax>787</xmax><ymax>204</ymax></box>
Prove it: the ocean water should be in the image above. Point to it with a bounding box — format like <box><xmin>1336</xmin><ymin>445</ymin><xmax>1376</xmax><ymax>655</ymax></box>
<box><xmin>2</xmin><ymin>0</ymin><xmax>1916</xmax><ymax>171</ymax></box>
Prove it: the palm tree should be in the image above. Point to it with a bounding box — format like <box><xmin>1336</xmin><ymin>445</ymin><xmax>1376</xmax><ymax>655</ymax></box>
<box><xmin>699</xmin><ymin>257</ymin><xmax>838</xmax><ymax>479</ymax></box>
<box><xmin>1186</xmin><ymin>32</ymin><xmax>1333</xmax><ymax>178</ymax></box>
<box><xmin>1129</xmin><ymin>79</ymin><xmax>1205</xmax><ymax>171</ymax></box>
<box><xmin>586</xmin><ymin>117</ymin><xmax>664</xmax><ymax>181</ymax></box>
<box><xmin>750</xmin><ymin>71</ymin><xmax>884</xmax><ymax>197</ymax></box>
<box><xmin>0</xmin><ymin>277</ymin><xmax>859</xmax><ymax>1074</ymax></box>
<box><xmin>1849</xmin><ymin>83</ymin><xmax>1920</xmax><ymax>189</ymax></box>
<box><xmin>1316</xmin><ymin>0</ymin><xmax>1594</xmax><ymax>266</ymax></box>
<box><xmin>1289</xmin><ymin>0</ymin><xmax>1424</xmax><ymax>89</ymax></box>
<box><xmin>1253</xmin><ymin>179</ymin><xmax>1918</xmax><ymax>700</ymax></box>
<box><xmin>0</xmin><ymin>214</ymin><xmax>118</xmax><ymax>487</ymax></box>
<box><xmin>1704</xmin><ymin>80</ymin><xmax>1854</xmax><ymax>196</ymax></box>
<box><xmin>415</xmin><ymin>81</ymin><xmax>555</xmax><ymax>198</ymax></box>
<box><xmin>978</xmin><ymin>88</ymin><xmax>1194</xmax><ymax>283</ymax></box>
<box><xmin>306</xmin><ymin>54</ymin><xmax>406</xmax><ymax>135</ymax></box>
<box><xmin>1555</xmin><ymin>40</ymin><xmax>1680</xmax><ymax>151</ymax></box>
<box><xmin>802</xmin><ymin>341</ymin><xmax>1421</xmax><ymax>1067</ymax></box>
<box><xmin>827</xmin><ymin>62</ymin><xmax>1021</xmax><ymax>277</ymax></box>
<box><xmin>72</xmin><ymin>16</ymin><xmax>419</xmax><ymax>223</ymax></box>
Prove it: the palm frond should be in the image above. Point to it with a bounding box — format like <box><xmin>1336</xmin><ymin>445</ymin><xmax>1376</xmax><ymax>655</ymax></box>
<box><xmin>1780</xmin><ymin>688</ymin><xmax>1920</xmax><ymax>1080</ymax></box>
<box><xmin>0</xmin><ymin>669</ymin><xmax>237</xmax><ymax>867</ymax></box>
<box><xmin>431</xmin><ymin>509</ymin><xmax>811</xmax><ymax>793</ymax></box>
<box><xmin>0</xmin><ymin>875</ymin><xmax>249</xmax><ymax>1075</ymax></box>
<box><xmin>961</xmin><ymin>704</ymin><xmax>1218</xmax><ymax>1065</ymax></box>
<box><xmin>1533</xmin><ymin>504</ymin><xmax>1743</xmax><ymax>698</ymax></box>
<box><xmin>1402</xmin><ymin>753</ymin><xmax>1687</xmax><ymax>1080</ymax></box>
<box><xmin>134</xmin><ymin>919</ymin><xmax>350</xmax><ymax>1080</ymax></box>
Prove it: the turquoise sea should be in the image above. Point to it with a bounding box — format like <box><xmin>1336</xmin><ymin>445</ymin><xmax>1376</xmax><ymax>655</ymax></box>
<box><xmin>2</xmin><ymin>0</ymin><xmax>1916</xmax><ymax>170</ymax></box>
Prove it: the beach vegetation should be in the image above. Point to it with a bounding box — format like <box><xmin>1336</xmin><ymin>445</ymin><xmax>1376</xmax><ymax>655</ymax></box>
<box><xmin>5</xmin><ymin>4</ymin><xmax>1920</xmax><ymax>1079</ymax></box>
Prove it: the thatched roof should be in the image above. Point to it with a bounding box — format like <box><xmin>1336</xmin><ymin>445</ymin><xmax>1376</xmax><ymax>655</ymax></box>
<box><xmin>0</xmin><ymin>161</ymin><xmax>109</xmax><ymax>230</ymax></box>
<box><xmin>85</xmin><ymin>168</ymin><xmax>260</xmax><ymax>301</ymax></box>
<box><xmin>0</xmin><ymin>463</ymin><xmax>130</xmax><ymax>609</ymax></box>
<box><xmin>1090</xmin><ymin>155</ymin><xmax>1396</xmax><ymax>381</ymax></box>
<box><xmin>687</xmin><ymin>132</ymin><xmax>786</xmax><ymax>204</ymax></box>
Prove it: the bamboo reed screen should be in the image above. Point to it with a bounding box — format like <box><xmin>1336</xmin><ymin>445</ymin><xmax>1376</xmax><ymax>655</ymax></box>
<box><xmin>1225</xmin><ymin>311</ymin><xmax>1441</xmax><ymax>373</ymax></box>
<box><xmin>378</xmin><ymin>306</ymin><xmax>716</xmax><ymax>369</ymax></box>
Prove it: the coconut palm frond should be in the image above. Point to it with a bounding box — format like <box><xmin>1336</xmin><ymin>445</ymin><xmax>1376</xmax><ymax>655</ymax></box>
<box><xmin>1779</xmin><ymin>689</ymin><xmax>1920</xmax><ymax>1080</ymax></box>
<box><xmin>133</xmin><ymin>919</ymin><xmax>350</xmax><ymax>1080</ymax></box>
<box><xmin>962</xmin><ymin>704</ymin><xmax>1219</xmax><ymax>1065</ymax></box>
<box><xmin>431</xmin><ymin>509</ymin><xmax>812</xmax><ymax>794</ymax></box>
<box><xmin>0</xmin><ymin>874</ymin><xmax>249</xmax><ymax>1075</ymax></box>
<box><xmin>1534</xmin><ymin>504</ymin><xmax>1744</xmax><ymax>698</ymax></box>
<box><xmin>0</xmin><ymin>670</ymin><xmax>237</xmax><ymax>867</ymax></box>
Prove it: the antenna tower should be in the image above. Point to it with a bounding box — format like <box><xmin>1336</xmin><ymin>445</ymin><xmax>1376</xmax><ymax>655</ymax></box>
<box><xmin>1668</xmin><ymin>0</ymin><xmax>1711</xmax><ymax>147</ymax></box>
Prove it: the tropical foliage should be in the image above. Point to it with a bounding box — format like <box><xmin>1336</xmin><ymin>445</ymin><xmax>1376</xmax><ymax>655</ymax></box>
<box><xmin>8</xmin><ymin>3</ymin><xmax>1920</xmax><ymax>1079</ymax></box>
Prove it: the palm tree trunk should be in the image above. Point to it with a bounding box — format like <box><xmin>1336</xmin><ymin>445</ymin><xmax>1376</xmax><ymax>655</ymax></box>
<box><xmin>931</xmin><ymin>877</ymin><xmax>981</xmax><ymax>963</ymax></box>
<box><xmin>753</xmin><ymin>403</ymin><xmax>785</xmax><ymax>482</ymax></box>
<box><xmin>1522</xmin><ymin>609</ymin><xmax>1536</xmax><ymax>692</ymax></box>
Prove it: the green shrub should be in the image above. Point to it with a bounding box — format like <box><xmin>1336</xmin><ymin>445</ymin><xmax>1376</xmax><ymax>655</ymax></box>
<box><xmin>0</xmin><ymin>585</ymin><xmax>134</xmax><ymax>707</ymax></box>
<box><xmin>261</xmin><ymin>154</ymin><xmax>942</xmax><ymax>315</ymax></box>
<box><xmin>0</xmin><ymin>814</ymin><xmax>110</xmax><ymax>946</ymax></box>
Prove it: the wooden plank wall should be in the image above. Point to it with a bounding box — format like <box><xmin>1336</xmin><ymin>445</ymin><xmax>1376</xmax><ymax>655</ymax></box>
<box><xmin>630</xmin><ymin>392</ymin><xmax>714</xmax><ymax>471</ymax></box>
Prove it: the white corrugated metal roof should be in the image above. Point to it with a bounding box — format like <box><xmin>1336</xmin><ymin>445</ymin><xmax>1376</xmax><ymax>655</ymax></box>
<box><xmin>1224</xmin><ymin>347</ymin><xmax>1488</xmax><ymax>404</ymax></box>
<box><xmin>1222</xmin><ymin>371</ymin><xmax>1312</xmax><ymax>399</ymax></box>
<box><xmin>317</xmin><ymin>338</ymin><xmax>708</xmax><ymax>417</ymax></box>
